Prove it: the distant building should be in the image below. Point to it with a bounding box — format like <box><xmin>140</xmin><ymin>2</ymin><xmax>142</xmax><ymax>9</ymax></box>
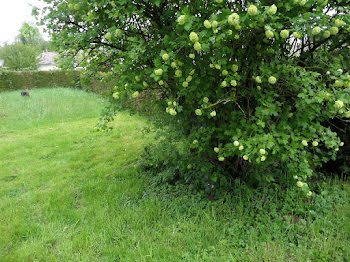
<box><xmin>36</xmin><ymin>52</ymin><xmax>59</xmax><ymax>71</ymax></box>
<box><xmin>0</xmin><ymin>59</ymin><xmax>4</xmax><ymax>68</ymax></box>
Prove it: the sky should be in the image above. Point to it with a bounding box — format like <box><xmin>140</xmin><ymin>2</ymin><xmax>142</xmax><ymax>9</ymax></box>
<box><xmin>0</xmin><ymin>0</ymin><xmax>48</xmax><ymax>45</ymax></box>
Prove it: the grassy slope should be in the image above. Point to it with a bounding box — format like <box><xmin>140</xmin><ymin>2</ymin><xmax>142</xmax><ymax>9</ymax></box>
<box><xmin>0</xmin><ymin>88</ymin><xmax>349</xmax><ymax>262</ymax></box>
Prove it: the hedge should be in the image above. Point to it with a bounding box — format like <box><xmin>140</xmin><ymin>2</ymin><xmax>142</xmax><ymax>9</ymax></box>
<box><xmin>0</xmin><ymin>70</ymin><xmax>113</xmax><ymax>94</ymax></box>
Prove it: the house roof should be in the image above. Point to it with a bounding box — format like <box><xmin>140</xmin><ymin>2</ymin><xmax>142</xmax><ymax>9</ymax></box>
<box><xmin>37</xmin><ymin>52</ymin><xmax>58</xmax><ymax>65</ymax></box>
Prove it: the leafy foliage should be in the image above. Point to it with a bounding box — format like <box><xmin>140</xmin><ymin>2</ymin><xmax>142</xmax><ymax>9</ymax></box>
<box><xmin>17</xmin><ymin>23</ymin><xmax>50</xmax><ymax>50</ymax></box>
<box><xmin>0</xmin><ymin>43</ymin><xmax>41</xmax><ymax>70</ymax></box>
<box><xmin>0</xmin><ymin>70</ymin><xmax>114</xmax><ymax>94</ymax></box>
<box><xmin>39</xmin><ymin>0</ymin><xmax>350</xmax><ymax>192</ymax></box>
<box><xmin>0</xmin><ymin>23</ymin><xmax>52</xmax><ymax>70</ymax></box>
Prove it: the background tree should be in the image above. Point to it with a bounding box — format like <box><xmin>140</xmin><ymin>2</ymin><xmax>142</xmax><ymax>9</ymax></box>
<box><xmin>0</xmin><ymin>43</ymin><xmax>40</xmax><ymax>70</ymax></box>
<box><xmin>18</xmin><ymin>23</ymin><xmax>42</xmax><ymax>45</ymax></box>
<box><xmin>17</xmin><ymin>23</ymin><xmax>52</xmax><ymax>51</ymax></box>
<box><xmin>38</xmin><ymin>0</ymin><xmax>350</xmax><ymax>194</ymax></box>
<box><xmin>0</xmin><ymin>23</ymin><xmax>51</xmax><ymax>70</ymax></box>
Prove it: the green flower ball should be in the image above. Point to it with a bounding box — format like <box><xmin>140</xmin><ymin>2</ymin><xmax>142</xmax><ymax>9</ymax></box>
<box><xmin>330</xmin><ymin>26</ymin><xmax>339</xmax><ymax>35</ymax></box>
<box><xmin>195</xmin><ymin>109</ymin><xmax>203</xmax><ymax>116</ymax></box>
<box><xmin>175</xmin><ymin>70</ymin><xmax>182</xmax><ymax>77</ymax></box>
<box><xmin>312</xmin><ymin>26</ymin><xmax>321</xmax><ymax>35</ymax></box>
<box><xmin>132</xmin><ymin>91</ymin><xmax>139</xmax><ymax>98</ymax></box>
<box><xmin>335</xmin><ymin>19</ymin><xmax>345</xmax><ymax>27</ymax></box>
<box><xmin>268</xmin><ymin>4</ymin><xmax>277</xmax><ymax>15</ymax></box>
<box><xmin>280</xmin><ymin>29</ymin><xmax>290</xmax><ymax>39</ymax></box>
<box><xmin>194</xmin><ymin>42</ymin><xmax>202</xmax><ymax>52</ymax></box>
<box><xmin>334</xmin><ymin>100</ymin><xmax>344</xmax><ymax>109</ymax></box>
<box><xmin>177</xmin><ymin>15</ymin><xmax>186</xmax><ymax>25</ymax></box>
<box><xmin>231</xmin><ymin>80</ymin><xmax>237</xmax><ymax>86</ymax></box>
<box><xmin>228</xmin><ymin>13</ymin><xmax>240</xmax><ymax>25</ymax></box>
<box><xmin>189</xmin><ymin>32</ymin><xmax>199</xmax><ymax>43</ymax></box>
<box><xmin>232</xmin><ymin>64</ymin><xmax>239</xmax><ymax>72</ymax></box>
<box><xmin>155</xmin><ymin>69</ymin><xmax>163</xmax><ymax>76</ymax></box>
<box><xmin>323</xmin><ymin>30</ymin><xmax>331</xmax><ymax>38</ymax></box>
<box><xmin>265</xmin><ymin>30</ymin><xmax>274</xmax><ymax>38</ymax></box>
<box><xmin>268</xmin><ymin>76</ymin><xmax>277</xmax><ymax>84</ymax></box>
<box><xmin>335</xmin><ymin>80</ymin><xmax>343</xmax><ymax>87</ymax></box>
<box><xmin>221</xmin><ymin>81</ymin><xmax>228</xmax><ymax>87</ymax></box>
<box><xmin>248</xmin><ymin>5</ymin><xmax>258</xmax><ymax>16</ymax></box>
<box><xmin>162</xmin><ymin>53</ymin><xmax>169</xmax><ymax>61</ymax></box>
<box><xmin>204</xmin><ymin>20</ymin><xmax>211</xmax><ymax>29</ymax></box>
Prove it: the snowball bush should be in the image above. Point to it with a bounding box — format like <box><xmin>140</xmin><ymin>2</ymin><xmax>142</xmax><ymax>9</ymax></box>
<box><xmin>40</xmin><ymin>0</ymin><xmax>350</xmax><ymax>193</ymax></box>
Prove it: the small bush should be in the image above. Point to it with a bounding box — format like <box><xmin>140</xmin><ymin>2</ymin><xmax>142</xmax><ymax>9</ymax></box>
<box><xmin>0</xmin><ymin>70</ymin><xmax>114</xmax><ymax>94</ymax></box>
<box><xmin>0</xmin><ymin>43</ymin><xmax>41</xmax><ymax>70</ymax></box>
<box><xmin>0</xmin><ymin>70</ymin><xmax>79</xmax><ymax>91</ymax></box>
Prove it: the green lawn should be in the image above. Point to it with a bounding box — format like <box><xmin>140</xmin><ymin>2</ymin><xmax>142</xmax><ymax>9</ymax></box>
<box><xmin>0</xmin><ymin>88</ymin><xmax>349</xmax><ymax>261</ymax></box>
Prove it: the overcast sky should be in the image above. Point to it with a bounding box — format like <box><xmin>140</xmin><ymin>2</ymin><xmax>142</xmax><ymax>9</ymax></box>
<box><xmin>0</xmin><ymin>0</ymin><xmax>47</xmax><ymax>45</ymax></box>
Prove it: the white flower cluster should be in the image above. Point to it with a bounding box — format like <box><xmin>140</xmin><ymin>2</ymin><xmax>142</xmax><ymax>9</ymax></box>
<box><xmin>228</xmin><ymin>13</ymin><xmax>240</xmax><ymax>26</ymax></box>
<box><xmin>268</xmin><ymin>4</ymin><xmax>277</xmax><ymax>15</ymax></box>
<box><xmin>112</xmin><ymin>92</ymin><xmax>120</xmax><ymax>99</ymax></box>
<box><xmin>175</xmin><ymin>69</ymin><xmax>182</xmax><ymax>78</ymax></box>
<box><xmin>155</xmin><ymin>69</ymin><xmax>163</xmax><ymax>76</ymax></box>
<box><xmin>297</xmin><ymin>181</ymin><xmax>306</xmax><ymax>187</ymax></box>
<box><xmin>268</xmin><ymin>76</ymin><xmax>277</xmax><ymax>84</ymax></box>
<box><xmin>189</xmin><ymin>32</ymin><xmax>198</xmax><ymax>43</ymax></box>
<box><xmin>189</xmin><ymin>32</ymin><xmax>202</xmax><ymax>52</ymax></box>
<box><xmin>248</xmin><ymin>5</ymin><xmax>258</xmax><ymax>16</ymax></box>
<box><xmin>335</xmin><ymin>19</ymin><xmax>345</xmax><ymax>27</ymax></box>
<box><xmin>295</xmin><ymin>180</ymin><xmax>312</xmax><ymax>196</ymax></box>
<box><xmin>132</xmin><ymin>91</ymin><xmax>139</xmax><ymax>98</ymax></box>
<box><xmin>204</xmin><ymin>20</ymin><xmax>211</xmax><ymax>29</ymax></box>
<box><xmin>195</xmin><ymin>109</ymin><xmax>202</xmax><ymax>116</ymax></box>
<box><xmin>280</xmin><ymin>29</ymin><xmax>289</xmax><ymax>39</ymax></box>
<box><xmin>162</xmin><ymin>53</ymin><xmax>169</xmax><ymax>61</ymax></box>
<box><xmin>166</xmin><ymin>101</ymin><xmax>178</xmax><ymax>116</ymax></box>
<box><xmin>330</xmin><ymin>26</ymin><xmax>339</xmax><ymax>35</ymax></box>
<box><xmin>312</xmin><ymin>26</ymin><xmax>321</xmax><ymax>35</ymax></box>
<box><xmin>177</xmin><ymin>15</ymin><xmax>186</xmax><ymax>25</ymax></box>
<box><xmin>334</xmin><ymin>100</ymin><xmax>344</xmax><ymax>109</ymax></box>
<box><xmin>265</xmin><ymin>30</ymin><xmax>274</xmax><ymax>38</ymax></box>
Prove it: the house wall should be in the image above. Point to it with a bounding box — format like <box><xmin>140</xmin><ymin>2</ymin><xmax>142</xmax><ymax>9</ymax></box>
<box><xmin>38</xmin><ymin>64</ymin><xmax>59</xmax><ymax>71</ymax></box>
